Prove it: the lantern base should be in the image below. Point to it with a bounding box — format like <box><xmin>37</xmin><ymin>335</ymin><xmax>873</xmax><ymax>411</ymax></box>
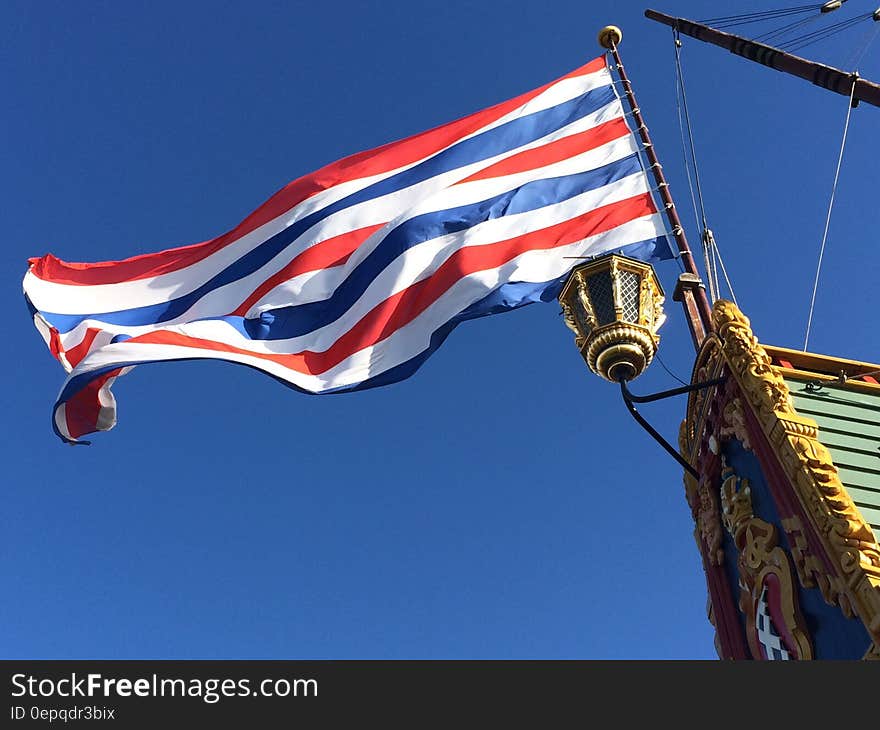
<box><xmin>584</xmin><ymin>323</ymin><xmax>657</xmax><ymax>382</ymax></box>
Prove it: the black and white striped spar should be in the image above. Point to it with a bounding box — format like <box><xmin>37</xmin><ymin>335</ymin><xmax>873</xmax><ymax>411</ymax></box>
<box><xmin>645</xmin><ymin>8</ymin><xmax>880</xmax><ymax>109</ymax></box>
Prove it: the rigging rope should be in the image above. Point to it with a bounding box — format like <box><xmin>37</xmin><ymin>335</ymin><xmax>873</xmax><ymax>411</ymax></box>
<box><xmin>672</xmin><ymin>32</ymin><xmax>714</xmax><ymax>301</ymax></box>
<box><xmin>672</xmin><ymin>31</ymin><xmax>739</xmax><ymax>304</ymax></box>
<box><xmin>673</xmin><ymin>36</ymin><xmax>708</xmax><ymax>231</ymax></box>
<box><xmin>844</xmin><ymin>8</ymin><xmax>880</xmax><ymax>68</ymax></box>
<box><xmin>700</xmin><ymin>1</ymin><xmax>877</xmax><ymax>57</ymax></box>
<box><xmin>672</xmin><ymin>41</ymin><xmax>703</xmax><ymax>235</ymax></box>
<box><xmin>671</xmin><ymin>49</ymin><xmax>707</xmax><ymax>283</ymax></box>
<box><xmin>703</xmin><ymin>5</ymin><xmax>821</xmax><ymax>23</ymax></box>
<box><xmin>712</xmin><ymin>238</ymin><xmax>739</xmax><ymax>307</ymax></box>
<box><xmin>702</xmin><ymin>5</ymin><xmax>824</xmax><ymax>30</ymax></box>
<box><xmin>655</xmin><ymin>352</ymin><xmax>689</xmax><ymax>387</ymax></box>
<box><xmin>754</xmin><ymin>13</ymin><xmax>822</xmax><ymax>43</ymax></box>
<box><xmin>803</xmin><ymin>76</ymin><xmax>857</xmax><ymax>351</ymax></box>
<box><xmin>781</xmin><ymin>12</ymin><xmax>871</xmax><ymax>51</ymax></box>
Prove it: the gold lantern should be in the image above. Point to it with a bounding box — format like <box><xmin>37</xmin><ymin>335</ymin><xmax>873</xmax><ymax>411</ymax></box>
<box><xmin>558</xmin><ymin>254</ymin><xmax>665</xmax><ymax>382</ymax></box>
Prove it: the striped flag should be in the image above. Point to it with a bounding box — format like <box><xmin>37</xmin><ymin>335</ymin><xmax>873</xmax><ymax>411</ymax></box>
<box><xmin>24</xmin><ymin>55</ymin><xmax>672</xmax><ymax>444</ymax></box>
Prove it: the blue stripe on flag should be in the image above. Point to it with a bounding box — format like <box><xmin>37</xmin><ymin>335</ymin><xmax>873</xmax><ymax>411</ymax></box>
<box><xmin>243</xmin><ymin>155</ymin><xmax>644</xmax><ymax>340</ymax></box>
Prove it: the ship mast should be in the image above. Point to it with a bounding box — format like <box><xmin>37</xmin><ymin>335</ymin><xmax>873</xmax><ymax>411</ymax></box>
<box><xmin>645</xmin><ymin>8</ymin><xmax>880</xmax><ymax>108</ymax></box>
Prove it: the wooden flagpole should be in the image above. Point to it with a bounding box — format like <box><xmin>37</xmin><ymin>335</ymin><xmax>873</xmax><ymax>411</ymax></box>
<box><xmin>599</xmin><ymin>26</ymin><xmax>715</xmax><ymax>348</ymax></box>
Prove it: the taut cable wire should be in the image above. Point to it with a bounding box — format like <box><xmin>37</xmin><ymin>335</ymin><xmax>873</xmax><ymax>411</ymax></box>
<box><xmin>782</xmin><ymin>12</ymin><xmax>872</xmax><ymax>52</ymax></box>
<box><xmin>672</xmin><ymin>31</ymin><xmax>718</xmax><ymax>301</ymax></box>
<box><xmin>844</xmin><ymin>11</ymin><xmax>880</xmax><ymax>69</ymax></box>
<box><xmin>672</xmin><ymin>30</ymin><xmax>741</xmax><ymax>305</ymax></box>
<box><xmin>803</xmin><ymin>75</ymin><xmax>857</xmax><ymax>351</ymax></box>
<box><xmin>673</xmin><ymin>31</ymin><xmax>735</xmax><ymax>303</ymax></box>
<box><xmin>673</xmin><ymin>42</ymin><xmax>702</xmax><ymax>236</ymax></box>
<box><xmin>712</xmin><ymin>237</ymin><xmax>739</xmax><ymax>306</ymax></box>
<box><xmin>673</xmin><ymin>34</ymin><xmax>709</xmax><ymax>233</ymax></box>
<box><xmin>703</xmin><ymin>5</ymin><xmax>824</xmax><ymax>30</ymax></box>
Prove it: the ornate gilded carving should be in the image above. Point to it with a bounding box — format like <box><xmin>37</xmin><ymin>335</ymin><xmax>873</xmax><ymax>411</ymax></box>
<box><xmin>585</xmin><ymin>323</ymin><xmax>657</xmax><ymax>382</ymax></box>
<box><xmin>720</xmin><ymin>467</ymin><xmax>752</xmax><ymax>537</ymax></box>
<box><xmin>679</xmin><ymin>330</ymin><xmax>730</xmax><ymax>644</ymax></box>
<box><xmin>557</xmin><ymin>254</ymin><xmax>665</xmax><ymax>382</ymax></box>
<box><xmin>780</xmin><ymin>516</ymin><xmax>840</xmax><ymax>610</ymax></box>
<box><xmin>679</xmin><ymin>414</ymin><xmax>696</xmax><ymax>466</ymax></box>
<box><xmin>690</xmin><ymin>522</ymin><xmax>725</xmax><ymax>658</ymax></box>
<box><xmin>864</xmin><ymin>643</ymin><xmax>880</xmax><ymax>660</ymax></box>
<box><xmin>560</xmin><ymin>287</ymin><xmax>587</xmax><ymax>350</ymax></box>
<box><xmin>697</xmin><ymin>475</ymin><xmax>724</xmax><ymax>567</ymax></box>
<box><xmin>680</xmin><ymin>326</ymin><xmax>725</xmax><ymax>465</ymax></box>
<box><xmin>638</xmin><ymin>272</ymin><xmax>666</xmax><ymax>332</ymax></box>
<box><xmin>713</xmin><ymin>302</ymin><xmax>793</xmax><ymax>418</ymax></box>
<box><xmin>681</xmin><ymin>433</ymin><xmax>699</xmax><ymax>509</ymax></box>
<box><xmin>713</xmin><ymin>300</ymin><xmax>880</xmax><ymax>642</ymax></box>
<box><xmin>683</xmin><ymin>439</ymin><xmax>724</xmax><ymax>566</ymax></box>
<box><xmin>721</xmin><ymin>460</ymin><xmax>813</xmax><ymax>659</ymax></box>
<box><xmin>720</xmin><ymin>398</ymin><xmax>751</xmax><ymax>452</ymax></box>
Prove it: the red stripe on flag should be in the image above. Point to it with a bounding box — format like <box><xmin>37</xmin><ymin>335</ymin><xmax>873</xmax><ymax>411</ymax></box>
<box><xmin>64</xmin><ymin>327</ymin><xmax>102</xmax><ymax>368</ymax></box>
<box><xmin>29</xmin><ymin>58</ymin><xmax>608</xmax><ymax>287</ymax></box>
<box><xmin>123</xmin><ymin>192</ymin><xmax>655</xmax><ymax>376</ymax></box>
<box><xmin>457</xmin><ymin>117</ymin><xmax>630</xmax><ymax>184</ymax></box>
<box><xmin>64</xmin><ymin>369</ymin><xmax>121</xmax><ymax>439</ymax></box>
<box><xmin>231</xmin><ymin>223</ymin><xmax>385</xmax><ymax>317</ymax></box>
<box><xmin>47</xmin><ymin>326</ymin><xmax>64</xmax><ymax>363</ymax></box>
<box><xmin>319</xmin><ymin>193</ymin><xmax>656</xmax><ymax>369</ymax></box>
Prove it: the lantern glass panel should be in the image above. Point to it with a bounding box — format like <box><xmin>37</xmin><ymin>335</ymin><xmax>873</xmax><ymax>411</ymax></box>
<box><xmin>586</xmin><ymin>270</ymin><xmax>616</xmax><ymax>326</ymax></box>
<box><xmin>619</xmin><ymin>269</ymin><xmax>641</xmax><ymax>324</ymax></box>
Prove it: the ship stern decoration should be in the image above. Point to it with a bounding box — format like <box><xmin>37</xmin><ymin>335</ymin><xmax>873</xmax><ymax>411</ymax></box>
<box><xmin>681</xmin><ymin>300</ymin><xmax>880</xmax><ymax>660</ymax></box>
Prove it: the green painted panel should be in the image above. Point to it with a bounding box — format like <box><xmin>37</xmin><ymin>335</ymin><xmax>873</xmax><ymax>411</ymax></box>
<box><xmin>784</xmin><ymin>376</ymin><xmax>880</xmax><ymax>542</ymax></box>
<box><xmin>787</xmin><ymin>380</ymin><xmax>880</xmax><ymax>403</ymax></box>
<box><xmin>819</xmin><ymin>432</ymin><xmax>880</xmax><ymax>460</ymax></box>
<box><xmin>788</xmin><ymin>381</ymin><xmax>880</xmax><ymax>400</ymax></box>
<box><xmin>854</xmin><ymin>503</ymin><xmax>880</xmax><ymax>529</ymax></box>
<box><xmin>795</xmin><ymin>411</ymin><xmax>880</xmax><ymax>441</ymax></box>
<box><xmin>787</xmin><ymin>386</ymin><xmax>877</xmax><ymax>403</ymax></box>
<box><xmin>789</xmin><ymin>390</ymin><xmax>880</xmax><ymax>423</ymax></box>
<box><xmin>842</xmin><ymin>483</ymin><xmax>880</xmax><ymax>505</ymax></box>
<box><xmin>818</xmin><ymin>443</ymin><xmax>880</xmax><ymax>471</ymax></box>
<box><xmin>817</xmin><ymin>430</ymin><xmax>880</xmax><ymax>453</ymax></box>
<box><xmin>837</xmin><ymin>466</ymin><xmax>880</xmax><ymax>490</ymax></box>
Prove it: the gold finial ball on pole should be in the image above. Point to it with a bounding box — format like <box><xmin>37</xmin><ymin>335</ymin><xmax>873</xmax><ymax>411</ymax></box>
<box><xmin>598</xmin><ymin>25</ymin><xmax>622</xmax><ymax>49</ymax></box>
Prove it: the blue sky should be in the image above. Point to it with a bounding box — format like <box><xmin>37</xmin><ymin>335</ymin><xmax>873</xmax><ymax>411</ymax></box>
<box><xmin>4</xmin><ymin>1</ymin><xmax>879</xmax><ymax>659</ymax></box>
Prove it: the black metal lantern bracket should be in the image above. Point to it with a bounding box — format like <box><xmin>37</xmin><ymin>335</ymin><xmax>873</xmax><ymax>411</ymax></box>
<box><xmin>619</xmin><ymin>376</ymin><xmax>726</xmax><ymax>479</ymax></box>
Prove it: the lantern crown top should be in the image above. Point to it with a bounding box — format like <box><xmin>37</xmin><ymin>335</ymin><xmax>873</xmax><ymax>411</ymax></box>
<box><xmin>559</xmin><ymin>253</ymin><xmax>664</xmax><ymax>301</ymax></box>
